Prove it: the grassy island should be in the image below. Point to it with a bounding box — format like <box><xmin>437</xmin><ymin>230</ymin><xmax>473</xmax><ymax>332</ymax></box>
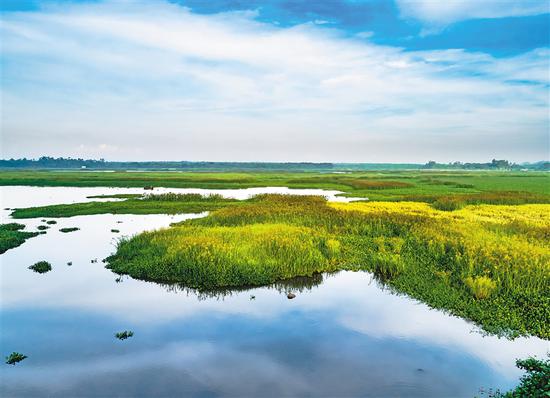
<box><xmin>106</xmin><ymin>194</ymin><xmax>550</xmax><ymax>339</ymax></box>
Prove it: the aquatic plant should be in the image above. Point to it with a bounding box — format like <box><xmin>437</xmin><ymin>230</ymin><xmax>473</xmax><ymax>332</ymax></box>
<box><xmin>11</xmin><ymin>194</ymin><xmax>238</xmax><ymax>218</ymax></box>
<box><xmin>107</xmin><ymin>195</ymin><xmax>550</xmax><ymax>338</ymax></box>
<box><xmin>111</xmin><ymin>229</ymin><xmax>120</xmax><ymax>233</ymax></box>
<box><xmin>0</xmin><ymin>223</ymin><xmax>38</xmax><ymax>254</ymax></box>
<box><xmin>483</xmin><ymin>357</ymin><xmax>550</xmax><ymax>398</ymax></box>
<box><xmin>37</xmin><ymin>225</ymin><xmax>49</xmax><ymax>231</ymax></box>
<box><xmin>115</xmin><ymin>331</ymin><xmax>134</xmax><ymax>340</ymax></box>
<box><xmin>59</xmin><ymin>227</ymin><xmax>79</xmax><ymax>233</ymax></box>
<box><xmin>45</xmin><ymin>220</ymin><xmax>57</xmax><ymax>224</ymax></box>
<box><xmin>5</xmin><ymin>352</ymin><xmax>27</xmax><ymax>365</ymax></box>
<box><xmin>28</xmin><ymin>261</ymin><xmax>52</xmax><ymax>274</ymax></box>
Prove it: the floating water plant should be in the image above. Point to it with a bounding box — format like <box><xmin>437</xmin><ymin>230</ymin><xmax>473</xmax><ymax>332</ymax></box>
<box><xmin>5</xmin><ymin>352</ymin><xmax>27</xmax><ymax>365</ymax></box>
<box><xmin>0</xmin><ymin>223</ymin><xmax>38</xmax><ymax>254</ymax></box>
<box><xmin>59</xmin><ymin>227</ymin><xmax>79</xmax><ymax>233</ymax></box>
<box><xmin>37</xmin><ymin>225</ymin><xmax>49</xmax><ymax>231</ymax></box>
<box><xmin>111</xmin><ymin>229</ymin><xmax>120</xmax><ymax>233</ymax></box>
<box><xmin>46</xmin><ymin>220</ymin><xmax>57</xmax><ymax>225</ymax></box>
<box><xmin>115</xmin><ymin>331</ymin><xmax>134</xmax><ymax>340</ymax></box>
<box><xmin>28</xmin><ymin>261</ymin><xmax>52</xmax><ymax>274</ymax></box>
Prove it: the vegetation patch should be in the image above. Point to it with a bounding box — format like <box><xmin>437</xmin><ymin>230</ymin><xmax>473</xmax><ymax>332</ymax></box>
<box><xmin>342</xmin><ymin>179</ymin><xmax>414</xmax><ymax>189</ymax></box>
<box><xmin>487</xmin><ymin>357</ymin><xmax>550</xmax><ymax>397</ymax></box>
<box><xmin>115</xmin><ymin>331</ymin><xmax>134</xmax><ymax>340</ymax></box>
<box><xmin>59</xmin><ymin>227</ymin><xmax>79</xmax><ymax>233</ymax></box>
<box><xmin>45</xmin><ymin>220</ymin><xmax>57</xmax><ymax>224</ymax></box>
<box><xmin>28</xmin><ymin>261</ymin><xmax>52</xmax><ymax>274</ymax></box>
<box><xmin>0</xmin><ymin>223</ymin><xmax>38</xmax><ymax>254</ymax></box>
<box><xmin>5</xmin><ymin>352</ymin><xmax>27</xmax><ymax>365</ymax></box>
<box><xmin>11</xmin><ymin>193</ymin><xmax>238</xmax><ymax>218</ymax></box>
<box><xmin>86</xmin><ymin>193</ymin><xmax>143</xmax><ymax>199</ymax></box>
<box><xmin>107</xmin><ymin>195</ymin><xmax>550</xmax><ymax>339</ymax></box>
<box><xmin>37</xmin><ymin>225</ymin><xmax>49</xmax><ymax>231</ymax></box>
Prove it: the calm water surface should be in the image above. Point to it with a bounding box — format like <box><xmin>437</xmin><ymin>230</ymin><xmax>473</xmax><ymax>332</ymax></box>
<box><xmin>1</xmin><ymin>187</ymin><xmax>548</xmax><ymax>397</ymax></box>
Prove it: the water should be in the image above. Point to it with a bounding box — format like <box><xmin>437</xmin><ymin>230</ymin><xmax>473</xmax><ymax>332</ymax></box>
<box><xmin>1</xmin><ymin>187</ymin><xmax>547</xmax><ymax>397</ymax></box>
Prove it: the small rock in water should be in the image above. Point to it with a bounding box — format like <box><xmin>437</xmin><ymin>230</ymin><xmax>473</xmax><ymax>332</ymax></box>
<box><xmin>67</xmin><ymin>262</ymin><xmax>72</xmax><ymax>266</ymax></box>
<box><xmin>144</xmin><ymin>186</ymin><xmax>154</xmax><ymax>190</ymax></box>
<box><xmin>250</xmin><ymin>295</ymin><xmax>256</xmax><ymax>300</ymax></box>
<box><xmin>287</xmin><ymin>292</ymin><xmax>296</xmax><ymax>300</ymax></box>
<box><xmin>91</xmin><ymin>259</ymin><xmax>97</xmax><ymax>263</ymax></box>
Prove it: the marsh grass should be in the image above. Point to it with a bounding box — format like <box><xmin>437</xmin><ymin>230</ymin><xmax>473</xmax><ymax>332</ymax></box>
<box><xmin>45</xmin><ymin>220</ymin><xmax>57</xmax><ymax>225</ymax></box>
<box><xmin>11</xmin><ymin>194</ymin><xmax>238</xmax><ymax>218</ymax></box>
<box><xmin>37</xmin><ymin>225</ymin><xmax>49</xmax><ymax>231</ymax></box>
<box><xmin>0</xmin><ymin>223</ymin><xmax>38</xmax><ymax>254</ymax></box>
<box><xmin>59</xmin><ymin>227</ymin><xmax>79</xmax><ymax>233</ymax></box>
<box><xmin>28</xmin><ymin>261</ymin><xmax>52</xmax><ymax>274</ymax></box>
<box><xmin>107</xmin><ymin>195</ymin><xmax>550</xmax><ymax>338</ymax></box>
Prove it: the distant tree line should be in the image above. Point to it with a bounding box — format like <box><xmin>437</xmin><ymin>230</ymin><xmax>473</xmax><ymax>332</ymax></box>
<box><xmin>0</xmin><ymin>156</ymin><xmax>547</xmax><ymax>171</ymax></box>
<box><xmin>0</xmin><ymin>157</ymin><xmax>335</xmax><ymax>171</ymax></box>
<box><xmin>423</xmin><ymin>159</ymin><xmax>549</xmax><ymax>171</ymax></box>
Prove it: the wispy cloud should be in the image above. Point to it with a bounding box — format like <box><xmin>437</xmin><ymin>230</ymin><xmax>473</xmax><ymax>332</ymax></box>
<box><xmin>0</xmin><ymin>0</ymin><xmax>548</xmax><ymax>161</ymax></box>
<box><xmin>396</xmin><ymin>0</ymin><xmax>549</xmax><ymax>25</ymax></box>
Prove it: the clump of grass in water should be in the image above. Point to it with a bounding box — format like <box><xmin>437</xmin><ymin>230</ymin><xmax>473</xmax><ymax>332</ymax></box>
<box><xmin>5</xmin><ymin>352</ymin><xmax>27</xmax><ymax>365</ymax></box>
<box><xmin>59</xmin><ymin>227</ymin><xmax>79</xmax><ymax>233</ymax></box>
<box><xmin>28</xmin><ymin>261</ymin><xmax>52</xmax><ymax>274</ymax></box>
<box><xmin>0</xmin><ymin>223</ymin><xmax>38</xmax><ymax>254</ymax></box>
<box><xmin>45</xmin><ymin>220</ymin><xmax>57</xmax><ymax>225</ymax></box>
<box><xmin>111</xmin><ymin>229</ymin><xmax>120</xmax><ymax>233</ymax></box>
<box><xmin>37</xmin><ymin>225</ymin><xmax>49</xmax><ymax>231</ymax></box>
<box><xmin>115</xmin><ymin>331</ymin><xmax>134</xmax><ymax>340</ymax></box>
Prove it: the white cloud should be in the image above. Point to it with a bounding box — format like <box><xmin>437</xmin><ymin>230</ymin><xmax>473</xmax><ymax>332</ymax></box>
<box><xmin>396</xmin><ymin>0</ymin><xmax>549</xmax><ymax>25</ymax></box>
<box><xmin>0</xmin><ymin>0</ymin><xmax>548</xmax><ymax>162</ymax></box>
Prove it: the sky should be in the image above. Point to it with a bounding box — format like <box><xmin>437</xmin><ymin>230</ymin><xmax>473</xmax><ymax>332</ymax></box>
<box><xmin>1</xmin><ymin>0</ymin><xmax>549</xmax><ymax>162</ymax></box>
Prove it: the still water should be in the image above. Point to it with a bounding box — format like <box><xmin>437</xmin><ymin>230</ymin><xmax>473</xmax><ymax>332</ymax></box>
<box><xmin>1</xmin><ymin>187</ymin><xmax>547</xmax><ymax>397</ymax></box>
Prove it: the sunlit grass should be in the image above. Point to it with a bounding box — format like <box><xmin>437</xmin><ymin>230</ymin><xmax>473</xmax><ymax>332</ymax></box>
<box><xmin>107</xmin><ymin>195</ymin><xmax>550</xmax><ymax>338</ymax></box>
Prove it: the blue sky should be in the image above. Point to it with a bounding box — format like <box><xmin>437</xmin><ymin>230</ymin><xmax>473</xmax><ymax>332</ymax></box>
<box><xmin>1</xmin><ymin>0</ymin><xmax>549</xmax><ymax>161</ymax></box>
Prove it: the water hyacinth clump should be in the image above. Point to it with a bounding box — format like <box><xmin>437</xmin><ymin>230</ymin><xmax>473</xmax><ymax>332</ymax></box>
<box><xmin>0</xmin><ymin>223</ymin><xmax>38</xmax><ymax>254</ymax></box>
<box><xmin>5</xmin><ymin>352</ymin><xmax>27</xmax><ymax>365</ymax></box>
<box><xmin>115</xmin><ymin>331</ymin><xmax>134</xmax><ymax>340</ymax></box>
<box><xmin>59</xmin><ymin>227</ymin><xmax>79</xmax><ymax>233</ymax></box>
<box><xmin>28</xmin><ymin>261</ymin><xmax>52</xmax><ymax>274</ymax></box>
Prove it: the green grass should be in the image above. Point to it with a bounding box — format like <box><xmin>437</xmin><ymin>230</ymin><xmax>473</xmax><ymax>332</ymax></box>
<box><xmin>28</xmin><ymin>261</ymin><xmax>52</xmax><ymax>274</ymax></box>
<box><xmin>11</xmin><ymin>193</ymin><xmax>239</xmax><ymax>218</ymax></box>
<box><xmin>86</xmin><ymin>193</ymin><xmax>143</xmax><ymax>199</ymax></box>
<box><xmin>1</xmin><ymin>170</ymin><xmax>548</xmax><ymax>202</ymax></box>
<box><xmin>59</xmin><ymin>227</ymin><xmax>79</xmax><ymax>233</ymax></box>
<box><xmin>0</xmin><ymin>223</ymin><xmax>38</xmax><ymax>254</ymax></box>
<box><xmin>106</xmin><ymin>194</ymin><xmax>550</xmax><ymax>339</ymax></box>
